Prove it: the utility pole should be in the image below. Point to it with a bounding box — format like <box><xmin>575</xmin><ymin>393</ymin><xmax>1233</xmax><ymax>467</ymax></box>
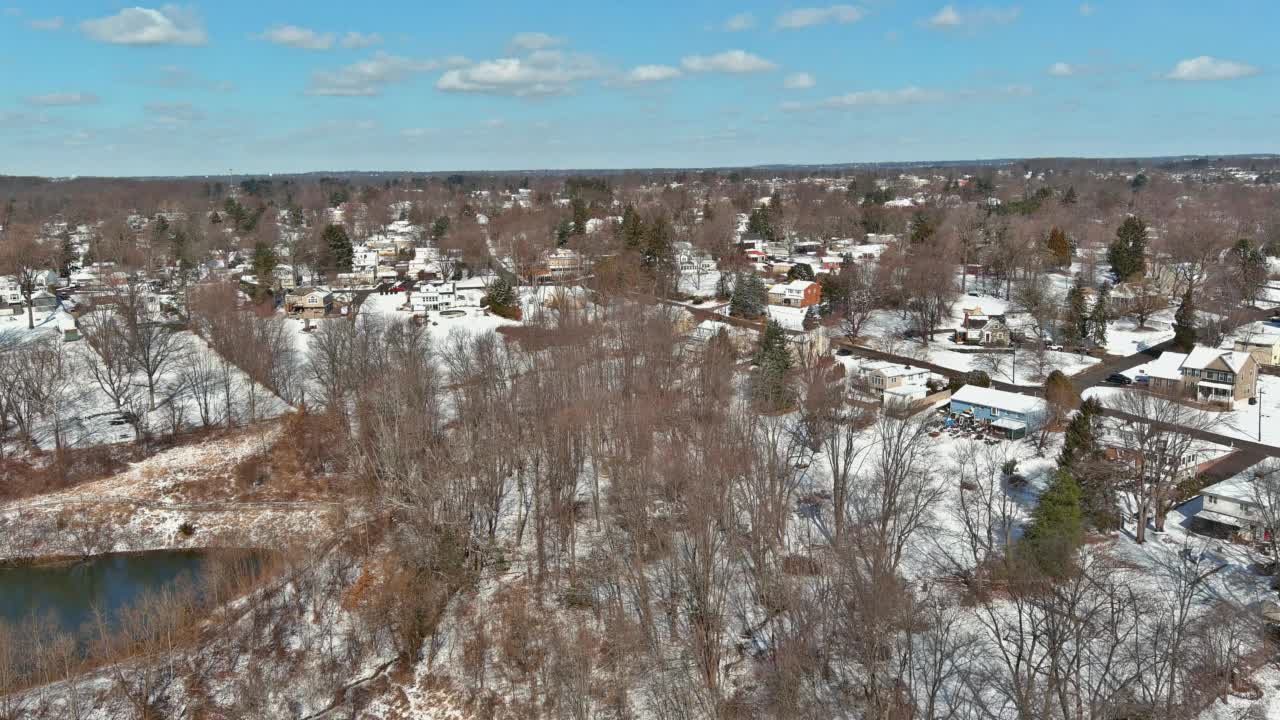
<box><xmin>1259</xmin><ymin>385</ymin><xmax>1265</xmax><ymax>442</ymax></box>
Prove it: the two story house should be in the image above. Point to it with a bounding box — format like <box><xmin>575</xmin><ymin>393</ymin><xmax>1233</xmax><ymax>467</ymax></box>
<box><xmin>767</xmin><ymin>279</ymin><xmax>821</xmax><ymax>308</ymax></box>
<box><xmin>1191</xmin><ymin>466</ymin><xmax>1271</xmax><ymax>541</ymax></box>
<box><xmin>1146</xmin><ymin>346</ymin><xmax>1259</xmax><ymax>407</ymax></box>
<box><xmin>1232</xmin><ymin>322</ymin><xmax>1280</xmax><ymax>368</ymax></box>
<box><xmin>955</xmin><ymin>307</ymin><xmax>1010</xmax><ymax>346</ymax></box>
<box><xmin>410</xmin><ymin>281</ymin><xmax>458</xmax><ymax>314</ymax></box>
<box><xmin>851</xmin><ymin>361</ymin><xmax>930</xmax><ymax>404</ymax></box>
<box><xmin>284</xmin><ymin>287</ymin><xmax>334</xmax><ymax>319</ymax></box>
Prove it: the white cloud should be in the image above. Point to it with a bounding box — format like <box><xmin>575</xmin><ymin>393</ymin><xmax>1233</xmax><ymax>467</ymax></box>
<box><xmin>783</xmin><ymin>72</ymin><xmax>816</xmax><ymax>89</ymax></box>
<box><xmin>309</xmin><ymin>52</ymin><xmax>457</xmax><ymax>96</ymax></box>
<box><xmin>783</xmin><ymin>83</ymin><xmax>1030</xmax><ymax>111</ymax></box>
<box><xmin>340</xmin><ymin>31</ymin><xmax>381</xmax><ymax>49</ymax></box>
<box><xmin>401</xmin><ymin>127</ymin><xmax>434</xmax><ymax>138</ymax></box>
<box><xmin>144</xmin><ymin>101</ymin><xmax>204</xmax><ymax>127</ymax></box>
<box><xmin>776</xmin><ymin>5</ymin><xmax>864</xmax><ymax>30</ymax></box>
<box><xmin>623</xmin><ymin>64</ymin><xmax>683</xmax><ymax>84</ymax></box>
<box><xmin>1047</xmin><ymin>62</ymin><xmax>1075</xmax><ymax>77</ymax></box>
<box><xmin>29</xmin><ymin>16</ymin><xmax>63</xmax><ymax>31</ymax></box>
<box><xmin>259</xmin><ymin>25</ymin><xmax>334</xmax><ymax>50</ymax></box>
<box><xmin>1078</xmin><ymin>3</ymin><xmax>1094</xmax><ymax>16</ymax></box>
<box><xmin>437</xmin><ymin>51</ymin><xmax>604</xmax><ymax>97</ymax></box>
<box><xmin>1164</xmin><ymin>56</ymin><xmax>1261</xmax><ymax>82</ymax></box>
<box><xmin>26</xmin><ymin>92</ymin><xmax>99</xmax><ymax>106</ymax></box>
<box><xmin>723</xmin><ymin>12</ymin><xmax>756</xmax><ymax>31</ymax></box>
<box><xmin>925</xmin><ymin>4</ymin><xmax>1020</xmax><ymax>30</ymax></box>
<box><xmin>81</xmin><ymin>5</ymin><xmax>207</xmax><ymax>46</ymax></box>
<box><xmin>681</xmin><ymin>50</ymin><xmax>777</xmax><ymax>74</ymax></box>
<box><xmin>509</xmin><ymin>32</ymin><xmax>563</xmax><ymax>52</ymax></box>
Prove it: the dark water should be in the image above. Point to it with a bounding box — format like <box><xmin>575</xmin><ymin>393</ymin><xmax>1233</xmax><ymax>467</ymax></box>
<box><xmin>0</xmin><ymin>550</ymin><xmax>214</xmax><ymax>640</ymax></box>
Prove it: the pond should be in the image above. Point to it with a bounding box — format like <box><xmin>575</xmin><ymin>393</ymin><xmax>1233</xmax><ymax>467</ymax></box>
<box><xmin>0</xmin><ymin>550</ymin><xmax>256</xmax><ymax>644</ymax></box>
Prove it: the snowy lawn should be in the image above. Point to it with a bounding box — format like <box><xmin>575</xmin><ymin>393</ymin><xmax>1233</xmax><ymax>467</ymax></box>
<box><xmin>1086</xmin><ymin>371</ymin><xmax>1280</xmax><ymax>449</ymax></box>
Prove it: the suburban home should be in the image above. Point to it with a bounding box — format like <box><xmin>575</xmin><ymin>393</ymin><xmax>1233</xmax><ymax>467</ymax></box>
<box><xmin>955</xmin><ymin>307</ymin><xmax>1010</xmax><ymax>346</ymax></box>
<box><xmin>948</xmin><ymin>385</ymin><xmax>1047</xmax><ymax>439</ymax></box>
<box><xmin>410</xmin><ymin>281</ymin><xmax>458</xmax><ymax>314</ymax></box>
<box><xmin>546</xmin><ymin>248</ymin><xmax>585</xmax><ymax>279</ymax></box>
<box><xmin>284</xmin><ymin>287</ymin><xmax>334</xmax><ymax>319</ymax></box>
<box><xmin>767</xmin><ymin>279</ymin><xmax>821</xmax><ymax>308</ymax></box>
<box><xmin>0</xmin><ymin>276</ymin><xmax>21</xmax><ymax>306</ymax></box>
<box><xmin>851</xmin><ymin>361</ymin><xmax>930</xmax><ymax>403</ymax></box>
<box><xmin>1145</xmin><ymin>346</ymin><xmax>1259</xmax><ymax>407</ymax></box>
<box><xmin>1189</xmin><ymin>467</ymin><xmax>1271</xmax><ymax>541</ymax></box>
<box><xmin>28</xmin><ymin>289</ymin><xmax>58</xmax><ymax>314</ymax></box>
<box><xmin>272</xmin><ymin>265</ymin><xmax>298</xmax><ymax>290</ymax></box>
<box><xmin>1232</xmin><ymin>322</ymin><xmax>1280</xmax><ymax>368</ymax></box>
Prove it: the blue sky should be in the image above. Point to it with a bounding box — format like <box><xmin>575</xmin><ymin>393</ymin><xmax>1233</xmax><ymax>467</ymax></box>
<box><xmin>0</xmin><ymin>2</ymin><xmax>1274</xmax><ymax>176</ymax></box>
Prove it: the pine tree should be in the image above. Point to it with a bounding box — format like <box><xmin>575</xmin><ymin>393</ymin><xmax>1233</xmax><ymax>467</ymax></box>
<box><xmin>786</xmin><ymin>262</ymin><xmax>815</xmax><ymax>282</ymax></box>
<box><xmin>252</xmin><ymin>241</ymin><xmax>278</xmax><ymax>282</ymax></box>
<box><xmin>1088</xmin><ymin>284</ymin><xmax>1109</xmax><ymax>348</ymax></box>
<box><xmin>715</xmin><ymin>272</ymin><xmax>731</xmax><ymax>301</ymax></box>
<box><xmin>1062</xmin><ymin>280</ymin><xmax>1088</xmax><ymax>348</ymax></box>
<box><xmin>1108</xmin><ymin>216</ymin><xmax>1148</xmax><ymax>280</ymax></box>
<box><xmin>1061</xmin><ymin>186</ymin><xmax>1078</xmax><ymax>205</ymax></box>
<box><xmin>730</xmin><ymin>273</ymin><xmax>767</xmax><ymax>318</ymax></box>
<box><xmin>483</xmin><ymin>275</ymin><xmax>519</xmax><ymax>319</ymax></box>
<box><xmin>1046</xmin><ymin>226</ymin><xmax>1072</xmax><ymax>268</ymax></box>
<box><xmin>753</xmin><ymin>319</ymin><xmax>794</xmax><ymax>410</ymax></box>
<box><xmin>1022</xmin><ymin>468</ymin><xmax>1084</xmax><ymax>577</ymax></box>
<box><xmin>1058</xmin><ymin>397</ymin><xmax>1102</xmax><ymax>468</ymax></box>
<box><xmin>1173</xmin><ymin>289</ymin><xmax>1197</xmax><ymax>351</ymax></box>
<box><xmin>619</xmin><ymin>205</ymin><xmax>645</xmax><ymax>249</ymax></box>
<box><xmin>321</xmin><ymin>223</ymin><xmax>353</xmax><ymax>273</ymax></box>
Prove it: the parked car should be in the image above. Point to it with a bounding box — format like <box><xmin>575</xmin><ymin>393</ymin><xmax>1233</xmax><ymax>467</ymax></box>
<box><xmin>1105</xmin><ymin>373</ymin><xmax>1133</xmax><ymax>385</ymax></box>
<box><xmin>835</xmin><ymin>348</ymin><xmax>853</xmax><ymax>357</ymax></box>
<box><xmin>1047</xmin><ymin>343</ymin><xmax>1064</xmax><ymax>352</ymax></box>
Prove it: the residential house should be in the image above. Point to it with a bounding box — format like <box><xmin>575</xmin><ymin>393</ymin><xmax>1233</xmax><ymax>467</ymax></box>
<box><xmin>410</xmin><ymin>281</ymin><xmax>458</xmax><ymax>314</ymax></box>
<box><xmin>767</xmin><ymin>279</ymin><xmax>821</xmax><ymax>308</ymax></box>
<box><xmin>948</xmin><ymin>385</ymin><xmax>1047</xmax><ymax>439</ymax></box>
<box><xmin>851</xmin><ymin>361</ymin><xmax>930</xmax><ymax>404</ymax></box>
<box><xmin>1146</xmin><ymin>346</ymin><xmax>1259</xmax><ymax>406</ymax></box>
<box><xmin>1190</xmin><ymin>467</ymin><xmax>1271</xmax><ymax>541</ymax></box>
<box><xmin>546</xmin><ymin>248</ymin><xmax>585</xmax><ymax>279</ymax></box>
<box><xmin>284</xmin><ymin>287</ymin><xmax>334</xmax><ymax>319</ymax></box>
<box><xmin>1231</xmin><ymin>322</ymin><xmax>1280</xmax><ymax>368</ymax></box>
<box><xmin>955</xmin><ymin>307</ymin><xmax>1011</xmax><ymax>346</ymax></box>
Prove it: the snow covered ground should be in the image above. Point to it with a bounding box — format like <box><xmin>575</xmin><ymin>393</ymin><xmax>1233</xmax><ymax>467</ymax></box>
<box><xmin>1086</xmin><ymin>374</ymin><xmax>1280</xmax><ymax>449</ymax></box>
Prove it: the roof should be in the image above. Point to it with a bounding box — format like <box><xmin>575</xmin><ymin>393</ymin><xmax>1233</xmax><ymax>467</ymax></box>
<box><xmin>1201</xmin><ymin>463</ymin><xmax>1268</xmax><ymax>504</ymax></box>
<box><xmin>1195</xmin><ymin>508</ymin><xmax>1246</xmax><ymax>528</ymax></box>
<box><xmin>950</xmin><ymin>385</ymin><xmax>1046</xmax><ymax>415</ymax></box>
<box><xmin>1182</xmin><ymin>346</ymin><xmax>1252</xmax><ymax>373</ymax></box>
<box><xmin>771</xmin><ymin>280</ymin><xmax>817</xmax><ymax>293</ymax></box>
<box><xmin>864</xmin><ymin>362</ymin><xmax>929</xmax><ymax>378</ymax></box>
<box><xmin>991</xmin><ymin>417</ymin><xmax>1027</xmax><ymax>431</ymax></box>
<box><xmin>1145</xmin><ymin>351</ymin><xmax>1188</xmax><ymax>380</ymax></box>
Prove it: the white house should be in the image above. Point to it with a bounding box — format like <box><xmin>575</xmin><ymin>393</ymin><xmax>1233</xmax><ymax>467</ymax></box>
<box><xmin>851</xmin><ymin>361</ymin><xmax>930</xmax><ymax>403</ymax></box>
<box><xmin>410</xmin><ymin>281</ymin><xmax>458</xmax><ymax>314</ymax></box>
<box><xmin>1191</xmin><ymin>467</ymin><xmax>1270</xmax><ymax>541</ymax></box>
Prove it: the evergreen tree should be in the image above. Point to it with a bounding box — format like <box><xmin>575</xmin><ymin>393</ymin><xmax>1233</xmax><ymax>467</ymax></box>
<box><xmin>1061</xmin><ymin>185</ymin><xmax>1078</xmax><ymax>206</ymax></box>
<box><xmin>483</xmin><ymin>275</ymin><xmax>519</xmax><ymax>318</ymax></box>
<box><xmin>641</xmin><ymin>215</ymin><xmax>675</xmax><ymax>277</ymax></box>
<box><xmin>786</xmin><ymin>262</ymin><xmax>815</xmax><ymax>282</ymax></box>
<box><xmin>619</xmin><ymin>205</ymin><xmax>645</xmax><ymax>249</ymax></box>
<box><xmin>1062</xmin><ymin>280</ymin><xmax>1089</xmax><ymax>348</ymax></box>
<box><xmin>1022</xmin><ymin>468</ymin><xmax>1085</xmax><ymax>577</ymax></box>
<box><xmin>321</xmin><ymin>223</ymin><xmax>353</xmax><ymax>273</ymax></box>
<box><xmin>909</xmin><ymin>210</ymin><xmax>936</xmax><ymax>245</ymax></box>
<box><xmin>1045</xmin><ymin>226</ymin><xmax>1072</xmax><ymax>268</ymax></box>
<box><xmin>729</xmin><ymin>273</ymin><xmax>767</xmax><ymax>318</ymax></box>
<box><xmin>1173</xmin><ymin>289</ymin><xmax>1198</xmax><ymax>351</ymax></box>
<box><xmin>753</xmin><ymin>319</ymin><xmax>794</xmax><ymax>410</ymax></box>
<box><xmin>431</xmin><ymin>216</ymin><xmax>451</xmax><ymax>242</ymax></box>
<box><xmin>1058</xmin><ymin>397</ymin><xmax>1103</xmax><ymax>468</ymax></box>
<box><xmin>1088</xmin><ymin>284</ymin><xmax>1109</xmax><ymax>348</ymax></box>
<box><xmin>1107</xmin><ymin>216</ymin><xmax>1148</xmax><ymax>280</ymax></box>
<box><xmin>803</xmin><ymin>306</ymin><xmax>819</xmax><ymax>330</ymax></box>
<box><xmin>252</xmin><ymin>241</ymin><xmax>278</xmax><ymax>282</ymax></box>
<box><xmin>571</xmin><ymin>198</ymin><xmax>589</xmax><ymax>236</ymax></box>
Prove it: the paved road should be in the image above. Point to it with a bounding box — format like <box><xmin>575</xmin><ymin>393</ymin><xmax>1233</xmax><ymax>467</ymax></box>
<box><xmin>832</xmin><ymin>338</ymin><xmax>1280</xmax><ymax>462</ymax></box>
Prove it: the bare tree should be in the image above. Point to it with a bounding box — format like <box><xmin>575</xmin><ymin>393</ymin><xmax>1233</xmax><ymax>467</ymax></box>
<box><xmin>0</xmin><ymin>223</ymin><xmax>57</xmax><ymax>329</ymax></box>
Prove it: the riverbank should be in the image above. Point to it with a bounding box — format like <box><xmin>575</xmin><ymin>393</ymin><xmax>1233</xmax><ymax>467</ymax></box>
<box><xmin>0</xmin><ymin>419</ymin><xmax>354</xmax><ymax>564</ymax></box>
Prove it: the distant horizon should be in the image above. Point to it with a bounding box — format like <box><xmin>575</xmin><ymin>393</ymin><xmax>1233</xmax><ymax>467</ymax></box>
<box><xmin>11</xmin><ymin>152</ymin><xmax>1280</xmax><ymax>182</ymax></box>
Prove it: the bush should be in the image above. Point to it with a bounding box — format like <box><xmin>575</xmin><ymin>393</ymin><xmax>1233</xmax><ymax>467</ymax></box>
<box><xmin>948</xmin><ymin>370</ymin><xmax>991</xmax><ymax>393</ymax></box>
<box><xmin>178</xmin><ymin>521</ymin><xmax>197</xmax><ymax>537</ymax></box>
<box><xmin>488</xmin><ymin>303</ymin><xmax>522</xmax><ymax>321</ymax></box>
<box><xmin>1001</xmin><ymin>459</ymin><xmax>1019</xmax><ymax>477</ymax></box>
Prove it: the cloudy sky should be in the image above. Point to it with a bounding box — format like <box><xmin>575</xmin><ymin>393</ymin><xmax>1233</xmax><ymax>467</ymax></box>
<box><xmin>0</xmin><ymin>2</ymin><xmax>1273</xmax><ymax>176</ymax></box>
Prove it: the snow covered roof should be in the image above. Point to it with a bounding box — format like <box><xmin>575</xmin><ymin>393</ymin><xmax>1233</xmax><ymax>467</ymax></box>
<box><xmin>950</xmin><ymin>385</ymin><xmax>1046</xmax><ymax>415</ymax></box>
<box><xmin>1200</xmin><ymin>465</ymin><xmax>1267</xmax><ymax>504</ymax></box>
<box><xmin>1145</xmin><ymin>351</ymin><xmax>1187</xmax><ymax>380</ymax></box>
<box><xmin>1182</xmin><ymin>346</ymin><xmax>1252</xmax><ymax>373</ymax></box>
<box><xmin>770</xmin><ymin>280</ymin><xmax>816</xmax><ymax>293</ymax></box>
<box><xmin>859</xmin><ymin>360</ymin><xmax>928</xmax><ymax>378</ymax></box>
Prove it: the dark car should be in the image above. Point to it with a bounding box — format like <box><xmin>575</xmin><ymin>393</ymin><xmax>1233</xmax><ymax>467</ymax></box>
<box><xmin>1105</xmin><ymin>373</ymin><xmax>1133</xmax><ymax>385</ymax></box>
